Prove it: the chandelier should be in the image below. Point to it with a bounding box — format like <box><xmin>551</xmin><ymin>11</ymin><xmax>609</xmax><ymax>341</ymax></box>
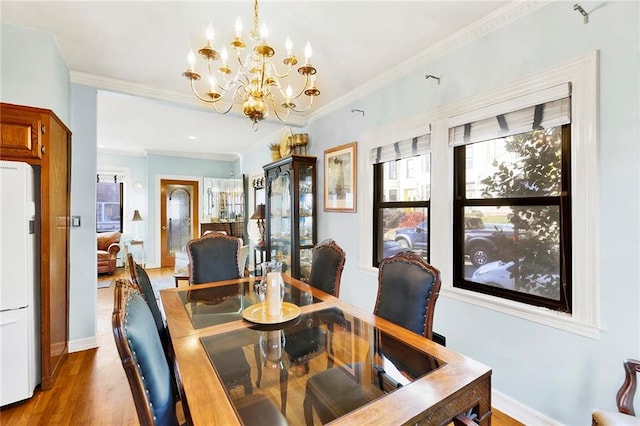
<box><xmin>182</xmin><ymin>0</ymin><xmax>320</xmax><ymax>128</ymax></box>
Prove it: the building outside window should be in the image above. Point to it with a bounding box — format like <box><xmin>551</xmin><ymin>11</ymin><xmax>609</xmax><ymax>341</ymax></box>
<box><xmin>451</xmin><ymin>94</ymin><xmax>572</xmax><ymax>312</ymax></box>
<box><xmin>97</xmin><ymin>174</ymin><xmax>123</xmax><ymax>233</ymax></box>
<box><xmin>371</xmin><ymin>135</ymin><xmax>430</xmax><ymax>266</ymax></box>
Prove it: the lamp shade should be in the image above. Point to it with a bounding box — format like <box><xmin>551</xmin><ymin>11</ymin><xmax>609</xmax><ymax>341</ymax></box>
<box><xmin>250</xmin><ymin>204</ymin><xmax>265</xmax><ymax>220</ymax></box>
<box><xmin>131</xmin><ymin>210</ymin><xmax>143</xmax><ymax>222</ymax></box>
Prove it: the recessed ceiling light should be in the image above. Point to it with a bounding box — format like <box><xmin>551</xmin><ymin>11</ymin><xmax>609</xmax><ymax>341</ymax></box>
<box><xmin>188</xmin><ymin>136</ymin><xmax>197</xmax><ymax>140</ymax></box>
<box><xmin>98</xmin><ymin>144</ymin><xmax>105</xmax><ymax>148</ymax></box>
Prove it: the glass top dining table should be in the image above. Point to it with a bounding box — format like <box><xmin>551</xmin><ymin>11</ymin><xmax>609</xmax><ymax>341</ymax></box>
<box><xmin>160</xmin><ymin>276</ymin><xmax>492</xmax><ymax>426</ymax></box>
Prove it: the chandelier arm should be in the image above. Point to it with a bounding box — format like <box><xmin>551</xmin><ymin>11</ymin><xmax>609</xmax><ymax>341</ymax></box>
<box><xmin>212</xmin><ymin>99</ymin><xmax>235</xmax><ymax>115</ymax></box>
<box><xmin>189</xmin><ymin>80</ymin><xmax>218</xmax><ymax>104</ymax></box>
<box><xmin>288</xmin><ymin>94</ymin><xmax>316</xmax><ymax>113</ymax></box>
<box><xmin>211</xmin><ymin>71</ymin><xmax>240</xmax><ymax>93</ymax></box>
<box><xmin>264</xmin><ymin>59</ymin><xmax>294</xmax><ymax>80</ymax></box>
<box><xmin>286</xmin><ymin>73</ymin><xmax>312</xmax><ymax>100</ymax></box>
<box><xmin>269</xmin><ymin>97</ymin><xmax>289</xmax><ymax>122</ymax></box>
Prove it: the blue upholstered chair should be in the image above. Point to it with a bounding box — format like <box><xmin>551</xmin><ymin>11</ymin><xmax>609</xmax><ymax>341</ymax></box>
<box><xmin>374</xmin><ymin>250</ymin><xmax>441</xmax><ymax>339</ymax></box>
<box><xmin>127</xmin><ymin>253</ymin><xmax>168</xmax><ymax>352</ymax></box>
<box><xmin>307</xmin><ymin>239</ymin><xmax>346</xmax><ymax>297</ymax></box>
<box><xmin>302</xmin><ymin>251</ymin><xmax>442</xmax><ymax>425</ymax></box>
<box><xmin>284</xmin><ymin>239</ymin><xmax>346</xmax><ymax>378</ymax></box>
<box><xmin>112</xmin><ymin>279</ymin><xmax>180</xmax><ymax>426</ymax></box>
<box><xmin>186</xmin><ymin>233</ymin><xmax>242</xmax><ymax>284</ymax></box>
<box><xmin>113</xmin><ymin>279</ymin><xmax>285</xmax><ymax>426</ymax></box>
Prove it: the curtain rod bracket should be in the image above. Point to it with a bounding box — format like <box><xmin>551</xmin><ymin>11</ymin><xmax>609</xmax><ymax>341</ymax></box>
<box><xmin>573</xmin><ymin>3</ymin><xmax>589</xmax><ymax>24</ymax></box>
<box><xmin>425</xmin><ymin>74</ymin><xmax>441</xmax><ymax>85</ymax></box>
<box><xmin>351</xmin><ymin>109</ymin><xmax>365</xmax><ymax>116</ymax></box>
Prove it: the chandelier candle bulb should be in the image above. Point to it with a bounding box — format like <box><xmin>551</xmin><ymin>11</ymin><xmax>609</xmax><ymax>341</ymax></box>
<box><xmin>206</xmin><ymin>23</ymin><xmax>214</xmax><ymax>44</ymax></box>
<box><xmin>286</xmin><ymin>37</ymin><xmax>293</xmax><ymax>56</ymax></box>
<box><xmin>304</xmin><ymin>42</ymin><xmax>312</xmax><ymax>63</ymax></box>
<box><xmin>187</xmin><ymin>50</ymin><xmax>196</xmax><ymax>70</ymax></box>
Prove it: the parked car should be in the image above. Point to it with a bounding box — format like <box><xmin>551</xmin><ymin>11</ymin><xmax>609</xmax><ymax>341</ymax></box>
<box><xmin>464</xmin><ymin>220</ymin><xmax>516</xmax><ymax>266</ymax></box>
<box><xmin>392</xmin><ymin>221</ymin><xmax>428</xmax><ymax>250</ymax></box>
<box><xmin>387</xmin><ymin>218</ymin><xmax>517</xmax><ymax>266</ymax></box>
<box><xmin>382</xmin><ymin>239</ymin><xmax>408</xmax><ymax>258</ymax></box>
<box><xmin>471</xmin><ymin>259</ymin><xmax>559</xmax><ymax>294</ymax></box>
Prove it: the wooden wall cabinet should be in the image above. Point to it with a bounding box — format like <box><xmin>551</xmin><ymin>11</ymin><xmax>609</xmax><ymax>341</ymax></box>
<box><xmin>0</xmin><ymin>103</ymin><xmax>71</xmax><ymax>390</ymax></box>
<box><xmin>264</xmin><ymin>155</ymin><xmax>317</xmax><ymax>281</ymax></box>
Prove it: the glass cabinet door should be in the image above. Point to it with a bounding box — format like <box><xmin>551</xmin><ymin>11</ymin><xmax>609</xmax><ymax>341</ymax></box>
<box><xmin>269</xmin><ymin>172</ymin><xmax>292</xmax><ymax>276</ymax></box>
<box><xmin>299</xmin><ymin>165</ymin><xmax>314</xmax><ymax>281</ymax></box>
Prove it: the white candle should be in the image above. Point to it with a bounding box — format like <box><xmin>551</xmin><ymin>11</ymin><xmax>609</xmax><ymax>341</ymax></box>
<box><xmin>265</xmin><ymin>271</ymin><xmax>282</xmax><ymax>317</ymax></box>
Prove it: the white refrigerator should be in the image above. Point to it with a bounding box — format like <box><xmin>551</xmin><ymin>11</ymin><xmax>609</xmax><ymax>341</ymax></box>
<box><xmin>0</xmin><ymin>160</ymin><xmax>40</xmax><ymax>406</ymax></box>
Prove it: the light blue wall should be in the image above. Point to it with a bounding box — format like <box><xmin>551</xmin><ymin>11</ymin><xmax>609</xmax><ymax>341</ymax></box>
<box><xmin>239</xmin><ymin>2</ymin><xmax>639</xmax><ymax>424</ymax></box>
<box><xmin>143</xmin><ymin>154</ymin><xmax>238</xmax><ymax>265</ymax></box>
<box><xmin>1</xmin><ymin>23</ymin><xmax>70</xmax><ymax>123</ymax></box>
<box><xmin>69</xmin><ymin>84</ymin><xmax>98</xmax><ymax>343</ymax></box>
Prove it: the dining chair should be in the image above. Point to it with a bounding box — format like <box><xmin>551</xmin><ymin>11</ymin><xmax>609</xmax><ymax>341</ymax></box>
<box><xmin>283</xmin><ymin>239</ymin><xmax>346</xmax><ymax>378</ymax></box>
<box><xmin>186</xmin><ymin>233</ymin><xmax>242</xmax><ymax>284</ymax></box>
<box><xmin>592</xmin><ymin>358</ymin><xmax>640</xmax><ymax>425</ymax></box>
<box><xmin>302</xmin><ymin>251</ymin><xmax>442</xmax><ymax>425</ymax></box>
<box><xmin>374</xmin><ymin>250</ymin><xmax>441</xmax><ymax>339</ymax></box>
<box><xmin>112</xmin><ymin>278</ymin><xmax>185</xmax><ymax>426</ymax></box>
<box><xmin>127</xmin><ymin>253</ymin><xmax>168</xmax><ymax>352</ymax></box>
<box><xmin>113</xmin><ymin>279</ymin><xmax>285</xmax><ymax>426</ymax></box>
<box><xmin>307</xmin><ymin>238</ymin><xmax>346</xmax><ymax>297</ymax></box>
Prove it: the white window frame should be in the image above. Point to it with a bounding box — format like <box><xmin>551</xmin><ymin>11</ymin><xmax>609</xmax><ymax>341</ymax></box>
<box><xmin>360</xmin><ymin>52</ymin><xmax>600</xmax><ymax>338</ymax></box>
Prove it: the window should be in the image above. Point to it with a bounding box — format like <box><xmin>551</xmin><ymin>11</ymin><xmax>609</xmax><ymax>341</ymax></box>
<box><xmin>371</xmin><ymin>135</ymin><xmax>430</xmax><ymax>266</ymax></box>
<box><xmin>388</xmin><ymin>161</ymin><xmax>397</xmax><ymax>179</ymax></box>
<box><xmin>97</xmin><ymin>174</ymin><xmax>123</xmax><ymax>232</ymax></box>
<box><xmin>452</xmin><ymin>93</ymin><xmax>572</xmax><ymax>312</ymax></box>
<box><xmin>405</xmin><ymin>158</ymin><xmax>415</xmax><ymax>178</ymax></box>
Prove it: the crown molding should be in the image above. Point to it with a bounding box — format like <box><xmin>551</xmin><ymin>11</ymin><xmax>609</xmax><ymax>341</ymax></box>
<box><xmin>307</xmin><ymin>0</ymin><xmax>550</xmax><ymax>122</ymax></box>
<box><xmin>97</xmin><ymin>146</ymin><xmax>238</xmax><ymax>161</ymax></box>
<box><xmin>70</xmin><ymin>71</ymin><xmax>307</xmax><ymax>127</ymax></box>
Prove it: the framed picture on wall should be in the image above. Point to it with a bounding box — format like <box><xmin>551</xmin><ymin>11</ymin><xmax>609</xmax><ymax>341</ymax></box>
<box><xmin>324</xmin><ymin>142</ymin><xmax>357</xmax><ymax>212</ymax></box>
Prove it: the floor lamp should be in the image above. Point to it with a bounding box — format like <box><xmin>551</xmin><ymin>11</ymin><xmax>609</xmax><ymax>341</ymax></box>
<box><xmin>251</xmin><ymin>204</ymin><xmax>266</xmax><ymax>247</ymax></box>
<box><xmin>132</xmin><ymin>209</ymin><xmax>143</xmax><ymax>240</ymax></box>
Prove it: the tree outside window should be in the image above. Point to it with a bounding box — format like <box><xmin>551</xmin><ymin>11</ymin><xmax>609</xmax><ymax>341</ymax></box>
<box><xmin>453</xmin><ymin>125</ymin><xmax>571</xmax><ymax>312</ymax></box>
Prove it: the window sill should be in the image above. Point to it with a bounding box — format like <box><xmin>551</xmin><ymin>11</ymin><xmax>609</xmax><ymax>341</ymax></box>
<box><xmin>440</xmin><ymin>286</ymin><xmax>603</xmax><ymax>339</ymax></box>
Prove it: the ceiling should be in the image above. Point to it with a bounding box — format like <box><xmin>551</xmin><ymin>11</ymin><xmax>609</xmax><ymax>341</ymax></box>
<box><xmin>1</xmin><ymin>1</ymin><xmax>512</xmax><ymax>160</ymax></box>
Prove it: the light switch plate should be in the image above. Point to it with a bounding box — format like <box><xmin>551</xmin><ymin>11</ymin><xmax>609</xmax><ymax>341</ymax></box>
<box><xmin>71</xmin><ymin>216</ymin><xmax>81</xmax><ymax>227</ymax></box>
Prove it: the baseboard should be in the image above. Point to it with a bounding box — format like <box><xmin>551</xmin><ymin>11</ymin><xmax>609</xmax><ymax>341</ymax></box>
<box><xmin>493</xmin><ymin>389</ymin><xmax>561</xmax><ymax>425</ymax></box>
<box><xmin>68</xmin><ymin>336</ymin><xmax>98</xmax><ymax>353</ymax></box>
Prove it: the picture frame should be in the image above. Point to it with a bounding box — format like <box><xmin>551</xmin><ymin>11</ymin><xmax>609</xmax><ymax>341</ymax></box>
<box><xmin>324</xmin><ymin>142</ymin><xmax>357</xmax><ymax>212</ymax></box>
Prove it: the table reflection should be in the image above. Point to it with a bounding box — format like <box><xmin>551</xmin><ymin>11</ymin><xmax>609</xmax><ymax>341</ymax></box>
<box><xmin>200</xmin><ymin>307</ymin><xmax>444</xmax><ymax>424</ymax></box>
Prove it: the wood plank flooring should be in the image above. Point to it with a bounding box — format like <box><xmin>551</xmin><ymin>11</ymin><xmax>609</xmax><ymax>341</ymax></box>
<box><xmin>0</xmin><ymin>266</ymin><xmax>523</xmax><ymax>426</ymax></box>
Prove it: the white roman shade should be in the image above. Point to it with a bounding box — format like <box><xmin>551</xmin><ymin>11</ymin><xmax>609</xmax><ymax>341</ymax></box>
<box><xmin>369</xmin><ymin>133</ymin><xmax>431</xmax><ymax>164</ymax></box>
<box><xmin>449</xmin><ymin>83</ymin><xmax>571</xmax><ymax>147</ymax></box>
<box><xmin>97</xmin><ymin>173</ymin><xmax>124</xmax><ymax>183</ymax></box>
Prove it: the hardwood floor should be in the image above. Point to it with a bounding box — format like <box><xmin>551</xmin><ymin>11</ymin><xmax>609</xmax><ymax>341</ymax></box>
<box><xmin>0</xmin><ymin>266</ymin><xmax>523</xmax><ymax>426</ymax></box>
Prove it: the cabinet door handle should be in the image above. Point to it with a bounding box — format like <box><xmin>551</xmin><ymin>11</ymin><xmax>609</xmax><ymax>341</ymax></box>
<box><xmin>41</xmin><ymin>145</ymin><xmax>46</xmax><ymax>155</ymax></box>
<box><xmin>41</xmin><ymin>124</ymin><xmax>46</xmax><ymax>134</ymax></box>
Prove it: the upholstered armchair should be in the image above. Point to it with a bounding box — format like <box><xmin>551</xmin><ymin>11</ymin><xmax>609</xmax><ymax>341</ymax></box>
<box><xmin>97</xmin><ymin>231</ymin><xmax>121</xmax><ymax>275</ymax></box>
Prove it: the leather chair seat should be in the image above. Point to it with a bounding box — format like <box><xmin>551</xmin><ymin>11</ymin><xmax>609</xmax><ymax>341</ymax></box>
<box><xmin>234</xmin><ymin>394</ymin><xmax>288</xmax><ymax>426</ymax></box>
<box><xmin>303</xmin><ymin>364</ymin><xmax>383</xmax><ymax>424</ymax></box>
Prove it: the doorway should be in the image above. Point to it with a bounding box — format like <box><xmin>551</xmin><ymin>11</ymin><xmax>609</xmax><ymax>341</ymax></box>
<box><xmin>160</xmin><ymin>179</ymin><xmax>199</xmax><ymax>267</ymax></box>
